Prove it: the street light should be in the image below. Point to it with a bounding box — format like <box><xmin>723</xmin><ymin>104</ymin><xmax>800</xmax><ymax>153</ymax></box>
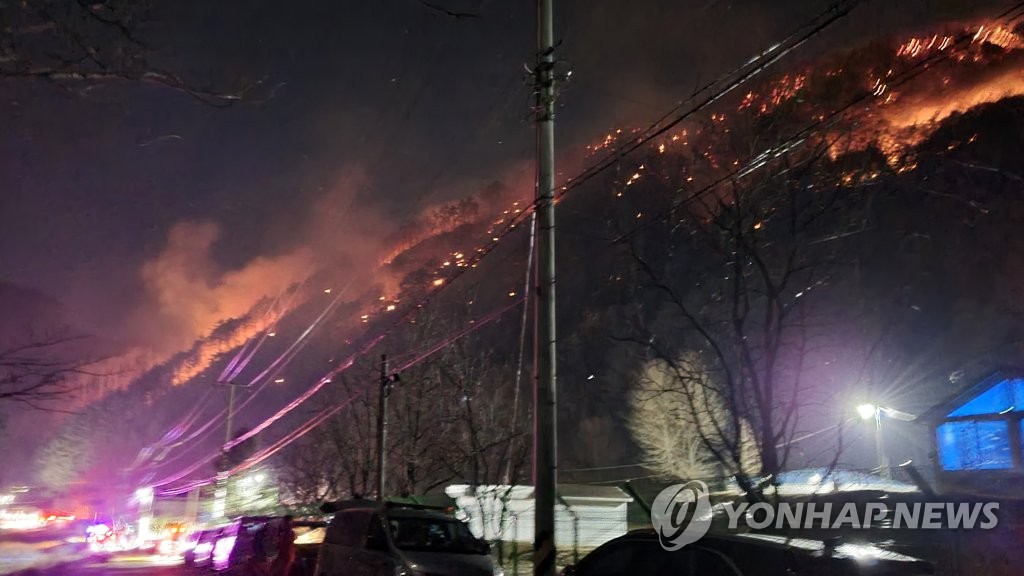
<box><xmin>856</xmin><ymin>403</ymin><xmax>917</xmax><ymax>480</ymax></box>
<box><xmin>856</xmin><ymin>403</ymin><xmax>877</xmax><ymax>421</ymax></box>
<box><xmin>858</xmin><ymin>403</ymin><xmax>917</xmax><ymax>422</ymax></box>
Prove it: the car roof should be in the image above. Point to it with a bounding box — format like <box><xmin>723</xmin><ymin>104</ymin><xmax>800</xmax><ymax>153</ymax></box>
<box><xmin>384</xmin><ymin>508</ymin><xmax>458</xmax><ymax>520</ymax></box>
<box><xmin>330</xmin><ymin>506</ymin><xmax>457</xmax><ymax>521</ymax></box>
<box><xmin>293</xmin><ymin>520</ymin><xmax>326</xmax><ymax>527</ymax></box>
<box><xmin>611</xmin><ymin>530</ymin><xmax>930</xmax><ymax>565</ymax></box>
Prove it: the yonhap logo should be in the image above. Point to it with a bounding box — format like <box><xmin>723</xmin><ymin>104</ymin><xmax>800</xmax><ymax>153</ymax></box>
<box><xmin>650</xmin><ymin>481</ymin><xmax>713</xmax><ymax>550</ymax></box>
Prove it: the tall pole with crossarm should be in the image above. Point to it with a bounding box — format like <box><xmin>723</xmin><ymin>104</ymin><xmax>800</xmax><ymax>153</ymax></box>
<box><xmin>533</xmin><ymin>0</ymin><xmax>557</xmax><ymax>574</ymax></box>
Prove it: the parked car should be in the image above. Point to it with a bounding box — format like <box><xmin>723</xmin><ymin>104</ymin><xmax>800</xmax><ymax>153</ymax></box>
<box><xmin>317</xmin><ymin>502</ymin><xmax>503</xmax><ymax>576</ymax></box>
<box><xmin>210</xmin><ymin>515</ymin><xmax>278</xmax><ymax>572</ymax></box>
<box><xmin>561</xmin><ymin>530</ymin><xmax>933</xmax><ymax>576</ymax></box>
<box><xmin>184</xmin><ymin>527</ymin><xmax>223</xmax><ymax>570</ymax></box>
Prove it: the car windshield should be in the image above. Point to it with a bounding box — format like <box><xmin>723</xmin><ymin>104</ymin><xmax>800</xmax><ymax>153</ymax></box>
<box><xmin>387</xmin><ymin>516</ymin><xmax>483</xmax><ymax>554</ymax></box>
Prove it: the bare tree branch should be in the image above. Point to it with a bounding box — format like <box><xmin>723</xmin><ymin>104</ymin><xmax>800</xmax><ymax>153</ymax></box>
<box><xmin>1</xmin><ymin>0</ymin><xmax>264</xmax><ymax>105</ymax></box>
<box><xmin>415</xmin><ymin>0</ymin><xmax>481</xmax><ymax>20</ymax></box>
<box><xmin>0</xmin><ymin>329</ymin><xmax>110</xmax><ymax>407</ymax></box>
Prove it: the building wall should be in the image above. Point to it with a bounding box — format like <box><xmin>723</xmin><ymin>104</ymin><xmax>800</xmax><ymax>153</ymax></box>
<box><xmin>559</xmin><ymin>502</ymin><xmax>629</xmax><ymax>548</ymax></box>
<box><xmin>452</xmin><ymin>490</ymin><xmax>630</xmax><ymax>548</ymax></box>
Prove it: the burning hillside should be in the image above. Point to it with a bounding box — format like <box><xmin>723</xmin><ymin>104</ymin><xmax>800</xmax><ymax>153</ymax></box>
<box><xmin>130</xmin><ymin>17</ymin><xmax>1024</xmax><ymax>403</ymax></box>
<box><xmin>28</xmin><ymin>12</ymin><xmax>1024</xmax><ymax>494</ymax></box>
<box><xmin>587</xmin><ymin>18</ymin><xmax>1024</xmax><ymax>187</ymax></box>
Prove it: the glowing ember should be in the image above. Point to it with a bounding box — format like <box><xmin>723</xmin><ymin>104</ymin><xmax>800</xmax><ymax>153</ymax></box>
<box><xmin>598</xmin><ymin>17</ymin><xmax>1024</xmax><ymax>191</ymax></box>
<box><xmin>172</xmin><ymin>308</ymin><xmax>286</xmax><ymax>386</ymax></box>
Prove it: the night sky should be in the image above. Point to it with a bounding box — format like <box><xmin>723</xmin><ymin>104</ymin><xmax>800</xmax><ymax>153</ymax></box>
<box><xmin>2</xmin><ymin>0</ymin><xmax>990</xmax><ymax>344</ymax></box>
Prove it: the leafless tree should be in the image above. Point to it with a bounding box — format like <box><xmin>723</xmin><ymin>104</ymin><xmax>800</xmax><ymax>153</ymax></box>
<box><xmin>429</xmin><ymin>343</ymin><xmax>529</xmax><ymax>489</ymax></box>
<box><xmin>279</xmin><ymin>368</ymin><xmax>378</xmax><ymax>506</ymax></box>
<box><xmin>278</xmin><ymin>436</ymin><xmax>346</xmax><ymax>508</ymax></box>
<box><xmin>623</xmin><ymin>121</ymin><xmax>879</xmax><ymax>492</ymax></box>
<box><xmin>0</xmin><ymin>329</ymin><xmax>107</xmax><ymax>410</ymax></box>
<box><xmin>386</xmin><ymin>365</ymin><xmax>457</xmax><ymax>496</ymax></box>
<box><xmin>414</xmin><ymin>0</ymin><xmax>480</xmax><ymax>20</ymax></box>
<box><xmin>278</xmin><ymin>306</ymin><xmax>528</xmax><ymax>508</ymax></box>
<box><xmin>1</xmin><ymin>0</ymin><xmax>257</xmax><ymax>104</ymax></box>
<box><xmin>630</xmin><ymin>353</ymin><xmax>760</xmax><ymax>481</ymax></box>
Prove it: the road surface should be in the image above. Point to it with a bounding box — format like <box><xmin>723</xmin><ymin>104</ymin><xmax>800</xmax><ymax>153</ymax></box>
<box><xmin>7</xmin><ymin>552</ymin><xmax>184</xmax><ymax>576</ymax></box>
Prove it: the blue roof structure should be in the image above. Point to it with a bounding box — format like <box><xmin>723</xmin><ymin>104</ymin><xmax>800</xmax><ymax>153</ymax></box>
<box><xmin>946</xmin><ymin>377</ymin><xmax>1024</xmax><ymax>418</ymax></box>
<box><xmin>932</xmin><ymin>373</ymin><xmax>1024</xmax><ymax>473</ymax></box>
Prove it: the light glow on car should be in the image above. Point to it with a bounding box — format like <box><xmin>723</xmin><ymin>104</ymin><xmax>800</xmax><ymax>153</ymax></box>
<box><xmin>212</xmin><ymin>535</ymin><xmax>237</xmax><ymax>570</ymax></box>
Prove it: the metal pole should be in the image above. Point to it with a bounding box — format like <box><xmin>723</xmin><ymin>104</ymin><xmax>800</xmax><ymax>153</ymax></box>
<box><xmin>377</xmin><ymin>354</ymin><xmax>389</xmax><ymax>504</ymax></box>
<box><xmin>214</xmin><ymin>384</ymin><xmax>237</xmax><ymax>519</ymax></box>
<box><xmin>224</xmin><ymin>384</ymin><xmax>236</xmax><ymax>445</ymax></box>
<box><xmin>505</xmin><ymin>212</ymin><xmax>537</xmax><ymax>485</ymax></box>
<box><xmin>534</xmin><ymin>0</ymin><xmax>557</xmax><ymax>573</ymax></box>
<box><xmin>875</xmin><ymin>410</ymin><xmax>890</xmax><ymax>479</ymax></box>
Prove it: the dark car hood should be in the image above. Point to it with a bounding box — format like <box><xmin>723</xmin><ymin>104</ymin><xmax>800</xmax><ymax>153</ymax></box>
<box><xmin>400</xmin><ymin>550</ymin><xmax>495</xmax><ymax>576</ymax></box>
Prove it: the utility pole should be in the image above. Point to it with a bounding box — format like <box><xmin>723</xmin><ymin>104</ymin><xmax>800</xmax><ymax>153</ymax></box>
<box><xmin>533</xmin><ymin>0</ymin><xmax>557</xmax><ymax>574</ymax></box>
<box><xmin>214</xmin><ymin>381</ymin><xmax>239</xmax><ymax>519</ymax></box>
<box><xmin>224</xmin><ymin>384</ymin><xmax>237</xmax><ymax>445</ymax></box>
<box><xmin>858</xmin><ymin>403</ymin><xmax>913</xmax><ymax>480</ymax></box>
<box><xmin>376</xmin><ymin>354</ymin><xmax>390</xmax><ymax>504</ymax></box>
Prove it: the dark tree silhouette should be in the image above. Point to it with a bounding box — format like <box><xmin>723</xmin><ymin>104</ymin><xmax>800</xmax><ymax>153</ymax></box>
<box><xmin>1</xmin><ymin>0</ymin><xmax>258</xmax><ymax>104</ymax></box>
<box><xmin>0</xmin><ymin>330</ymin><xmax>105</xmax><ymax>409</ymax></box>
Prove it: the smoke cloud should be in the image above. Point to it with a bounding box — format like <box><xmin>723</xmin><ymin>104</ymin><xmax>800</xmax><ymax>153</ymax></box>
<box><xmin>138</xmin><ymin>220</ymin><xmax>315</xmax><ymax>355</ymax></box>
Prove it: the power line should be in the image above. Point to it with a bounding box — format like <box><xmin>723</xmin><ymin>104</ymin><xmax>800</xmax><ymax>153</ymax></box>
<box><xmin>155</xmin><ymin>297</ymin><xmax>527</xmax><ymax>492</ymax></box>
<box><xmin>141</xmin><ymin>7</ymin><xmax>520</xmax><ymax>490</ymax></box>
<box><xmin>229</xmin><ymin>298</ymin><xmax>525</xmax><ymax>474</ymax></box>
<box><xmin>589</xmin><ymin>473</ymin><xmax>664</xmax><ymax>485</ymax></box>
<box><xmin>131</xmin><ymin>279</ymin><xmax>310</xmax><ymax>469</ymax></box>
<box><xmin>142</xmin><ymin>0</ymin><xmax>876</xmax><ymax>490</ymax></box>
<box><xmin>562</xmin><ymin>462</ymin><xmax>653</xmax><ymax>472</ymax></box>
<box><xmin>137</xmin><ymin>288</ymin><xmax>345</xmax><ymax>472</ymax></box>
<box><xmin>612</xmin><ymin>1</ymin><xmax>1024</xmax><ymax>245</ymax></box>
<box><xmin>159</xmin><ymin>228</ymin><xmax>538</xmax><ymax>489</ymax></box>
<box><xmin>554</xmin><ymin>0</ymin><xmax>863</xmax><ymax>203</ymax></box>
<box><xmin>363</xmin><ymin>0</ymin><xmax>868</xmax><ymax>321</ymax></box>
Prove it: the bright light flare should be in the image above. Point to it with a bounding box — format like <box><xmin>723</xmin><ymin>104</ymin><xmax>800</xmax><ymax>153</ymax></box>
<box><xmin>857</xmin><ymin>403</ymin><xmax>878</xmax><ymax>420</ymax></box>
